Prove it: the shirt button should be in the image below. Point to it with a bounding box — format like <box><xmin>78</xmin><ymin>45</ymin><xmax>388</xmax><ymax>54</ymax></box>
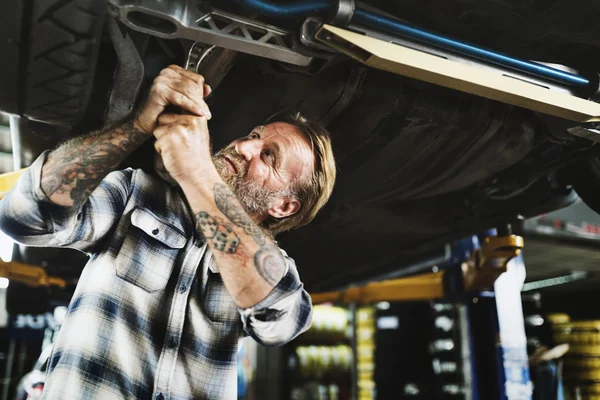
<box><xmin>168</xmin><ymin>337</ymin><xmax>177</xmax><ymax>349</ymax></box>
<box><xmin>152</xmin><ymin>228</ymin><xmax>159</xmax><ymax>235</ymax></box>
<box><xmin>179</xmin><ymin>284</ymin><xmax>187</xmax><ymax>294</ymax></box>
<box><xmin>156</xmin><ymin>394</ymin><xmax>164</xmax><ymax>400</ymax></box>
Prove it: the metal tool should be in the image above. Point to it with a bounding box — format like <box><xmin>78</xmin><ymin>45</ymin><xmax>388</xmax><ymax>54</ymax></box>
<box><xmin>184</xmin><ymin>42</ymin><xmax>215</xmax><ymax>74</ymax></box>
<box><xmin>163</xmin><ymin>42</ymin><xmax>213</xmax><ymax>115</ymax></box>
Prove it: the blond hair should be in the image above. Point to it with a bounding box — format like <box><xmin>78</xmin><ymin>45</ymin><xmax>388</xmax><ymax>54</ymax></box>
<box><xmin>263</xmin><ymin>111</ymin><xmax>336</xmax><ymax>235</ymax></box>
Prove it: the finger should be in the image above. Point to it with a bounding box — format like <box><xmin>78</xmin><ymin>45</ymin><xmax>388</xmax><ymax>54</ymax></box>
<box><xmin>153</xmin><ymin>124</ymin><xmax>170</xmax><ymax>140</ymax></box>
<box><xmin>163</xmin><ymin>90</ymin><xmax>206</xmax><ymax>116</ymax></box>
<box><xmin>167</xmin><ymin>64</ymin><xmax>205</xmax><ymax>86</ymax></box>
<box><xmin>159</xmin><ymin>66</ymin><xmax>179</xmax><ymax>79</ymax></box>
<box><xmin>195</xmin><ymin>115</ymin><xmax>209</xmax><ymax>131</ymax></box>
<box><xmin>157</xmin><ymin>113</ymin><xmax>205</xmax><ymax>126</ymax></box>
<box><xmin>158</xmin><ymin>113</ymin><xmax>183</xmax><ymax>126</ymax></box>
<box><xmin>163</xmin><ymin>82</ymin><xmax>211</xmax><ymax>118</ymax></box>
<box><xmin>203</xmin><ymin>84</ymin><xmax>212</xmax><ymax>98</ymax></box>
<box><xmin>154</xmin><ymin>136</ymin><xmax>176</xmax><ymax>157</ymax></box>
<box><xmin>164</xmin><ymin>79</ymin><xmax>204</xmax><ymax>110</ymax></box>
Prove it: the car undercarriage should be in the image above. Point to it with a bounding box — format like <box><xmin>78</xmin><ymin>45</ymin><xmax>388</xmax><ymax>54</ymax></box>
<box><xmin>1</xmin><ymin>0</ymin><xmax>600</xmax><ymax>294</ymax></box>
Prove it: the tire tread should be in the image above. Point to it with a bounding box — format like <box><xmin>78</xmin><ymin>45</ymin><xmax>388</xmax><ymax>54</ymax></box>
<box><xmin>0</xmin><ymin>0</ymin><xmax>106</xmax><ymax>124</ymax></box>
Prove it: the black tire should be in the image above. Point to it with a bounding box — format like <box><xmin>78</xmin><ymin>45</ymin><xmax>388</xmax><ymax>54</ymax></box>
<box><xmin>0</xmin><ymin>0</ymin><xmax>107</xmax><ymax>125</ymax></box>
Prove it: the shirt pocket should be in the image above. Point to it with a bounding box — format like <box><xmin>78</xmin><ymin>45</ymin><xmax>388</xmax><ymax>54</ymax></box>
<box><xmin>115</xmin><ymin>207</ymin><xmax>187</xmax><ymax>292</ymax></box>
<box><xmin>203</xmin><ymin>271</ymin><xmax>241</xmax><ymax>324</ymax></box>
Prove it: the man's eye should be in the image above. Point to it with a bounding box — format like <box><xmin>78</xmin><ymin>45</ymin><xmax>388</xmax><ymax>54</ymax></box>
<box><xmin>250</xmin><ymin>132</ymin><xmax>260</xmax><ymax>139</ymax></box>
<box><xmin>263</xmin><ymin>150</ymin><xmax>274</xmax><ymax>163</ymax></box>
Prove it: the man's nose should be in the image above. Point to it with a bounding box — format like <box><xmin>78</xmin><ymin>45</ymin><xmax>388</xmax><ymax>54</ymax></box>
<box><xmin>234</xmin><ymin>139</ymin><xmax>262</xmax><ymax>161</ymax></box>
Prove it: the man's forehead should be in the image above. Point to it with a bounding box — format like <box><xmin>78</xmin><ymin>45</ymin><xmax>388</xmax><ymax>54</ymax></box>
<box><xmin>263</xmin><ymin>122</ymin><xmax>311</xmax><ymax>152</ymax></box>
<box><xmin>263</xmin><ymin>121</ymin><xmax>300</xmax><ymax>137</ymax></box>
<box><xmin>264</xmin><ymin>122</ymin><xmax>315</xmax><ymax>176</ymax></box>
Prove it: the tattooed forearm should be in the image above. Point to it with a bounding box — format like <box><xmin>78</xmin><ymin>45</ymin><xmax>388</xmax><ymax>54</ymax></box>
<box><xmin>214</xmin><ymin>183</ymin><xmax>267</xmax><ymax>246</ymax></box>
<box><xmin>197</xmin><ymin>208</ymin><xmax>285</xmax><ymax>285</ymax></box>
<box><xmin>197</xmin><ymin>212</ymin><xmax>240</xmax><ymax>253</ymax></box>
<box><xmin>195</xmin><ymin>183</ymin><xmax>285</xmax><ymax>286</ymax></box>
<box><xmin>41</xmin><ymin>122</ymin><xmax>149</xmax><ymax>207</ymax></box>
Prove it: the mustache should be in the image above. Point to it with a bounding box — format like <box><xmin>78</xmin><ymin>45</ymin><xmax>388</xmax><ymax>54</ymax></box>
<box><xmin>216</xmin><ymin>148</ymin><xmax>247</xmax><ymax>176</ymax></box>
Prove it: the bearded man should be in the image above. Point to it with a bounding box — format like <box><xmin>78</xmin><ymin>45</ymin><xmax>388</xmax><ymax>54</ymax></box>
<box><xmin>0</xmin><ymin>65</ymin><xmax>336</xmax><ymax>400</ymax></box>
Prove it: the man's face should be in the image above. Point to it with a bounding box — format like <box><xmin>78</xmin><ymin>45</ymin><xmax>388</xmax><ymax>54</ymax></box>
<box><xmin>154</xmin><ymin>122</ymin><xmax>315</xmax><ymax>221</ymax></box>
<box><xmin>212</xmin><ymin>122</ymin><xmax>315</xmax><ymax>221</ymax></box>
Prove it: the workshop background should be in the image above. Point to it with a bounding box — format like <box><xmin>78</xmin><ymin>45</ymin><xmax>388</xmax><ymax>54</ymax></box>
<box><xmin>0</xmin><ymin>116</ymin><xmax>599</xmax><ymax>399</ymax></box>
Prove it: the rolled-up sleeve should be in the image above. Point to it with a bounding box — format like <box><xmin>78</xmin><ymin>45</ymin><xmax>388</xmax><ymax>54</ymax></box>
<box><xmin>239</xmin><ymin>250</ymin><xmax>313</xmax><ymax>347</ymax></box>
<box><xmin>0</xmin><ymin>151</ymin><xmax>132</xmax><ymax>253</ymax></box>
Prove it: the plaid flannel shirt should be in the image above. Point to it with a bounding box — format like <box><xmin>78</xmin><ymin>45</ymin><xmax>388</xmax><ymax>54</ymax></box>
<box><xmin>0</xmin><ymin>151</ymin><xmax>313</xmax><ymax>400</ymax></box>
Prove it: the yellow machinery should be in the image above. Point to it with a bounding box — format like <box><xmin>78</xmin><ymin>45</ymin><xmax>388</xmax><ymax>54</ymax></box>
<box><xmin>0</xmin><ymin>260</ymin><xmax>66</xmax><ymax>288</ymax></box>
<box><xmin>311</xmin><ymin>232</ymin><xmax>524</xmax><ymax>305</ymax></box>
<box><xmin>0</xmin><ymin>168</ymin><xmax>68</xmax><ymax>288</ymax></box>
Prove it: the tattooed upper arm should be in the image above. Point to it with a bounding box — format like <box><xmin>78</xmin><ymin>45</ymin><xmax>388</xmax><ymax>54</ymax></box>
<box><xmin>254</xmin><ymin>244</ymin><xmax>286</xmax><ymax>285</ymax></box>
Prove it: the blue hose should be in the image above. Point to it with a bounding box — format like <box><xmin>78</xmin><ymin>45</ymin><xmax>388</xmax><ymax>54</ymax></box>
<box><xmin>233</xmin><ymin>0</ymin><xmax>592</xmax><ymax>92</ymax></box>
<box><xmin>232</xmin><ymin>0</ymin><xmax>332</xmax><ymax>18</ymax></box>
<box><xmin>353</xmin><ymin>9</ymin><xmax>591</xmax><ymax>91</ymax></box>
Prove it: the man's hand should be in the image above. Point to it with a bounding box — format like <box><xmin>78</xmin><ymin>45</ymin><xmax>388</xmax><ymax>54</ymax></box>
<box><xmin>153</xmin><ymin>113</ymin><xmax>213</xmax><ymax>185</ymax></box>
<box><xmin>134</xmin><ymin>65</ymin><xmax>212</xmax><ymax>134</ymax></box>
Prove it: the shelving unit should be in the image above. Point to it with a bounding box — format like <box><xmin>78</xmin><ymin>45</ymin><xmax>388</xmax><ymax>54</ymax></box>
<box><xmin>285</xmin><ymin>304</ymin><xmax>355</xmax><ymax>400</ymax></box>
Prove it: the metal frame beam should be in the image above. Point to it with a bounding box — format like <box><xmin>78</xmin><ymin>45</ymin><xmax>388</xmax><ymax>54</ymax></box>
<box><xmin>316</xmin><ymin>24</ymin><xmax>600</xmax><ymax>122</ymax></box>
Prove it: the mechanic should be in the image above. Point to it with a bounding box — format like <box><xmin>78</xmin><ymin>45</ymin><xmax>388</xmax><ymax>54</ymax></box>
<box><xmin>0</xmin><ymin>65</ymin><xmax>337</xmax><ymax>399</ymax></box>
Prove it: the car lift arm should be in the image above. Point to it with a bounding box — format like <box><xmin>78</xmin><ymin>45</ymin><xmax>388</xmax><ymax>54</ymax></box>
<box><xmin>311</xmin><ymin>233</ymin><xmax>524</xmax><ymax>305</ymax></box>
<box><xmin>0</xmin><ymin>260</ymin><xmax>67</xmax><ymax>288</ymax></box>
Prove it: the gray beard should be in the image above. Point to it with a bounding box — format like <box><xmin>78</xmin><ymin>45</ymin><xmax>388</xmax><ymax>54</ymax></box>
<box><xmin>154</xmin><ymin>150</ymin><xmax>288</xmax><ymax>221</ymax></box>
<box><xmin>212</xmin><ymin>148</ymin><xmax>289</xmax><ymax>219</ymax></box>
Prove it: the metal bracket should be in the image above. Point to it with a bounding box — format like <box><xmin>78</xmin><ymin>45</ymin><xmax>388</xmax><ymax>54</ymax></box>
<box><xmin>462</xmin><ymin>234</ymin><xmax>524</xmax><ymax>291</ymax></box>
<box><xmin>567</xmin><ymin>119</ymin><xmax>600</xmax><ymax>143</ymax></box>
<box><xmin>108</xmin><ymin>1</ymin><xmax>313</xmax><ymax>66</ymax></box>
<box><xmin>316</xmin><ymin>24</ymin><xmax>600</xmax><ymax>122</ymax></box>
<box><xmin>300</xmin><ymin>17</ymin><xmax>337</xmax><ymax>53</ymax></box>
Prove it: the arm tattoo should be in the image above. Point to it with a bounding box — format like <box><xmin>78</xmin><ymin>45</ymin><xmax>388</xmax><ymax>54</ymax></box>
<box><xmin>196</xmin><ymin>184</ymin><xmax>285</xmax><ymax>286</ymax></box>
<box><xmin>214</xmin><ymin>183</ymin><xmax>267</xmax><ymax>246</ymax></box>
<box><xmin>254</xmin><ymin>244</ymin><xmax>286</xmax><ymax>286</ymax></box>
<box><xmin>197</xmin><ymin>212</ymin><xmax>240</xmax><ymax>253</ymax></box>
<box><xmin>41</xmin><ymin>122</ymin><xmax>149</xmax><ymax>206</ymax></box>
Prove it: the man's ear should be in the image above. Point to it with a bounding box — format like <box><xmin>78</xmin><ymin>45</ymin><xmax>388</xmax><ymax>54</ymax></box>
<box><xmin>267</xmin><ymin>197</ymin><xmax>301</xmax><ymax>219</ymax></box>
